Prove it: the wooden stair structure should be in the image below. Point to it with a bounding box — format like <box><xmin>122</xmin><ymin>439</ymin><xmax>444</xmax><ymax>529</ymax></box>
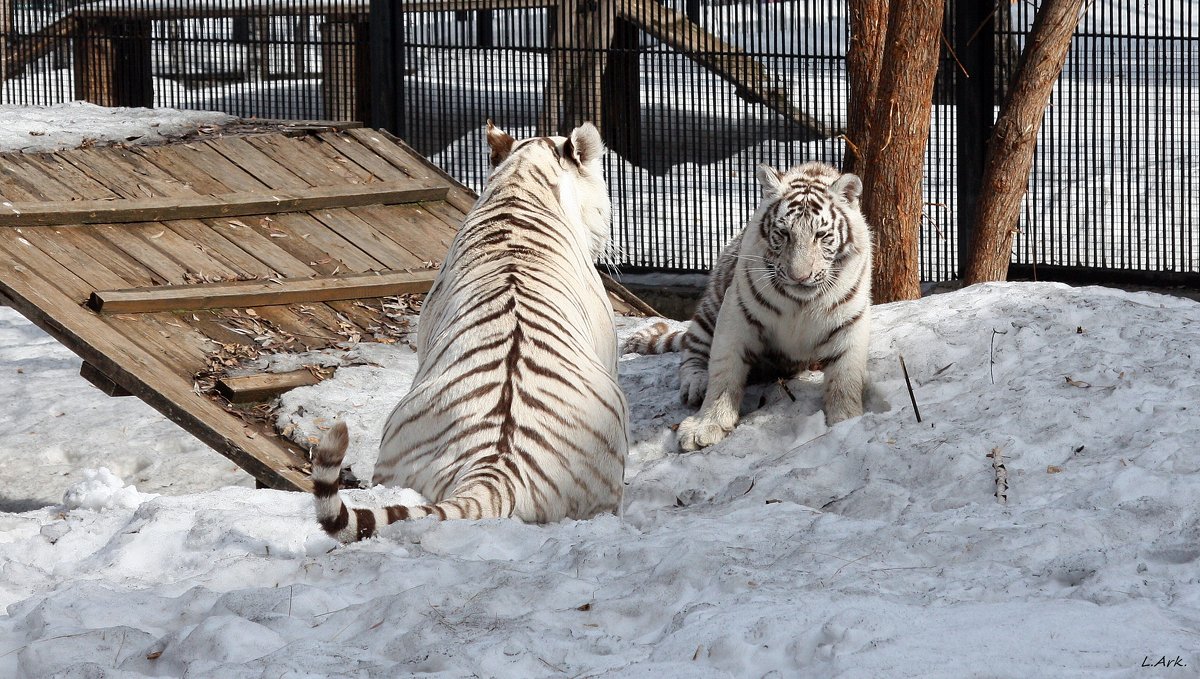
<box><xmin>0</xmin><ymin>123</ymin><xmax>653</xmax><ymax>492</ymax></box>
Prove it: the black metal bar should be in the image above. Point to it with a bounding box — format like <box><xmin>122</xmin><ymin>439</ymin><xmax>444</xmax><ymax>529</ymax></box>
<box><xmin>953</xmin><ymin>0</ymin><xmax>995</xmax><ymax>279</ymax></box>
<box><xmin>368</xmin><ymin>0</ymin><xmax>405</xmax><ymax>136</ymax></box>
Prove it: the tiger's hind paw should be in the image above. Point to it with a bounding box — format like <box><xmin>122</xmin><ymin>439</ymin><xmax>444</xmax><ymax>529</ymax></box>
<box><xmin>676</xmin><ymin>414</ymin><xmax>731</xmax><ymax>452</ymax></box>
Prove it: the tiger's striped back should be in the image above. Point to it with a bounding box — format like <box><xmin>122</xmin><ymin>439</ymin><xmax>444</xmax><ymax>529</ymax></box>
<box><xmin>313</xmin><ymin>122</ymin><xmax>629</xmax><ymax>542</ymax></box>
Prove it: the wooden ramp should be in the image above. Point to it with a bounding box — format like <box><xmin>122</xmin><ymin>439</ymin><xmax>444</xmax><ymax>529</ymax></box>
<box><xmin>0</xmin><ymin>124</ymin><xmax>652</xmax><ymax>492</ymax></box>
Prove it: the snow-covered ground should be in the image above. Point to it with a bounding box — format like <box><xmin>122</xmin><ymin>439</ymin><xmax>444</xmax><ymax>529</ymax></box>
<box><xmin>3</xmin><ymin>277</ymin><xmax>1199</xmax><ymax>677</ymax></box>
<box><xmin>1</xmin><ymin>106</ymin><xmax>1198</xmax><ymax>677</ymax></box>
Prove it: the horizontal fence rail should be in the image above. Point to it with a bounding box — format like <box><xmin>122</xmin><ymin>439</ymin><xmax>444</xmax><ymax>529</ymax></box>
<box><xmin>1</xmin><ymin>1</ymin><xmax>1197</xmax><ymax>284</ymax></box>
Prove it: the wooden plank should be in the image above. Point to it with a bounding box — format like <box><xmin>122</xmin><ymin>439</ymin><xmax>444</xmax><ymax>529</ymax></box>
<box><xmin>0</xmin><ymin>229</ymin><xmax>209</xmax><ymax>374</ymax></box>
<box><xmin>412</xmin><ymin>200</ymin><xmax>466</xmax><ymax>233</ymax></box>
<box><xmin>90</xmin><ymin>269</ymin><xmax>439</xmax><ymax>314</ymax></box>
<box><xmin>161</xmin><ymin>219</ymin><xmax>277</xmax><ymax>280</ymax></box>
<box><xmin>308</xmin><ymin>207</ymin><xmax>428</xmax><ymax>270</ymax></box>
<box><xmin>0</xmin><ymin>181</ymin><xmax>450</xmax><ymax>227</ymax></box>
<box><xmin>315</xmin><ymin>130</ymin><xmax>419</xmax><ymax>182</ymax></box>
<box><xmin>297</xmin><ymin>135</ymin><xmax>378</xmax><ymax>184</ymax></box>
<box><xmin>0</xmin><ymin>237</ymin><xmax>313</xmax><ymax>491</ymax></box>
<box><xmin>80</xmin><ymin>361</ymin><xmax>133</xmax><ymax>397</ymax></box>
<box><xmin>256</xmin><ymin>211</ymin><xmax>387</xmax><ymax>273</ymax></box>
<box><xmin>125</xmin><ymin>222</ymin><xmax>244</xmax><ymax>281</ymax></box>
<box><xmin>95</xmin><ymin>146</ymin><xmax>200</xmax><ymax>197</ymax></box>
<box><xmin>203</xmin><ymin>136</ymin><xmax>311</xmax><ymax>190</ymax></box>
<box><xmin>345</xmin><ymin>129</ymin><xmax>479</xmax><ymax>213</ymax></box>
<box><xmin>243</xmin><ymin>134</ymin><xmax>352</xmax><ymax>187</ymax></box>
<box><xmin>0</xmin><ymin>156</ymin><xmax>50</xmax><ymax>200</ymax></box>
<box><xmin>92</xmin><ymin>223</ymin><xmax>191</xmax><ymax>284</ymax></box>
<box><xmin>56</xmin><ymin>147</ymin><xmax>178</xmax><ymax>200</ymax></box>
<box><xmin>11</xmin><ymin>154</ymin><xmax>118</xmax><ymax>200</ymax></box>
<box><xmin>351</xmin><ymin>204</ymin><xmax>455</xmax><ymax>263</ymax></box>
<box><xmin>173</xmin><ymin>141</ymin><xmax>271</xmax><ymax>192</ymax></box>
<box><xmin>602</xmin><ymin>274</ymin><xmax>660</xmax><ymax>317</ymax></box>
<box><xmin>68</xmin><ymin>229</ymin><xmax>163</xmax><ymax>286</ymax></box>
<box><xmin>131</xmin><ymin>145</ymin><xmax>237</xmax><ymax>195</ymax></box>
<box><xmin>195</xmin><ymin>134</ymin><xmax>391</xmax><ymax>333</ymax></box>
<box><xmin>215</xmin><ymin>370</ymin><xmax>322</xmax><ymax>404</ymax></box>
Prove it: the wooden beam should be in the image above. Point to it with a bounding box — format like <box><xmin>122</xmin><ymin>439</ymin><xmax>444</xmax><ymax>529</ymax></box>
<box><xmin>89</xmin><ymin>269</ymin><xmax>438</xmax><ymax>314</ymax></box>
<box><xmin>80</xmin><ymin>361</ymin><xmax>133</xmax><ymax>397</ymax></box>
<box><xmin>0</xmin><ymin>180</ymin><xmax>449</xmax><ymax>227</ymax></box>
<box><xmin>4</xmin><ymin>12</ymin><xmax>76</xmax><ymax>80</ymax></box>
<box><xmin>616</xmin><ymin>0</ymin><xmax>835</xmax><ymax>139</ymax></box>
<box><xmin>601</xmin><ymin>273</ymin><xmax>660</xmax><ymax>317</ymax></box>
<box><xmin>216</xmin><ymin>370</ymin><xmax>323</xmax><ymax>404</ymax></box>
<box><xmin>70</xmin><ymin>0</ymin><xmax>550</xmax><ymax>21</ymax></box>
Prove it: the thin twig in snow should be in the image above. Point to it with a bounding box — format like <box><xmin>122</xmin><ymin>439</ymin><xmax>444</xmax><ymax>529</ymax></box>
<box><xmin>989</xmin><ymin>329</ymin><xmax>1008</xmax><ymax>385</ymax></box>
<box><xmin>899</xmin><ymin>354</ymin><xmax>922</xmax><ymax>423</ymax></box>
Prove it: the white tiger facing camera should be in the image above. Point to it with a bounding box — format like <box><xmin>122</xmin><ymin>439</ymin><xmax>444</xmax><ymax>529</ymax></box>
<box><xmin>625</xmin><ymin>161</ymin><xmax>873</xmax><ymax>451</ymax></box>
<box><xmin>311</xmin><ymin>121</ymin><xmax>629</xmax><ymax>542</ymax></box>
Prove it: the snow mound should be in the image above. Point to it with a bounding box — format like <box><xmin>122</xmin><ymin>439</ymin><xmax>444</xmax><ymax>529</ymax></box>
<box><xmin>61</xmin><ymin>468</ymin><xmax>155</xmax><ymax>512</ymax></box>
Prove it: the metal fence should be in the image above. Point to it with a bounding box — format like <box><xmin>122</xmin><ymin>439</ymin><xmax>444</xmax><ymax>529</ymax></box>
<box><xmin>1</xmin><ymin>1</ymin><xmax>1197</xmax><ymax>284</ymax></box>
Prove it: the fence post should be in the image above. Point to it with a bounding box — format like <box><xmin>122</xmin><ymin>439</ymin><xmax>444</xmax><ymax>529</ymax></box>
<box><xmin>602</xmin><ymin>18</ymin><xmax>641</xmax><ymax>164</ymax></box>
<box><xmin>954</xmin><ymin>0</ymin><xmax>995</xmax><ymax>280</ymax></box>
<box><xmin>368</xmin><ymin>0</ymin><xmax>405</xmax><ymax>135</ymax></box>
<box><xmin>539</xmin><ymin>0</ymin><xmax>616</xmax><ymax>137</ymax></box>
<box><xmin>1</xmin><ymin>1</ymin><xmax>10</xmax><ymax>79</ymax></box>
<box><xmin>73</xmin><ymin>18</ymin><xmax>153</xmax><ymax>108</ymax></box>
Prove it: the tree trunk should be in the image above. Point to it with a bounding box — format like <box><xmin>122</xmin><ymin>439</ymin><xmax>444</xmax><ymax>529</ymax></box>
<box><xmin>843</xmin><ymin>0</ymin><xmax>888</xmax><ymax>174</ymax></box>
<box><xmin>860</xmin><ymin>0</ymin><xmax>944</xmax><ymax>303</ymax></box>
<box><xmin>0</xmin><ymin>0</ymin><xmax>11</xmax><ymax>79</ymax></box>
<box><xmin>963</xmin><ymin>0</ymin><xmax>1085</xmax><ymax>285</ymax></box>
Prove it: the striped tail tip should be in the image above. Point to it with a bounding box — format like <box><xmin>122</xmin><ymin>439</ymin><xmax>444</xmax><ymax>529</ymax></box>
<box><xmin>311</xmin><ymin>421</ymin><xmax>425</xmax><ymax>543</ymax></box>
<box><xmin>311</xmin><ymin>421</ymin><xmax>358</xmax><ymax>542</ymax></box>
<box><xmin>622</xmin><ymin>320</ymin><xmax>685</xmax><ymax>355</ymax></box>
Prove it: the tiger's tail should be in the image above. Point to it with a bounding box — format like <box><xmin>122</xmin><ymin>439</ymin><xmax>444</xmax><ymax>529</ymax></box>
<box><xmin>312</xmin><ymin>422</ymin><xmax>514</xmax><ymax>543</ymax></box>
<box><xmin>621</xmin><ymin>320</ymin><xmax>686</xmax><ymax>355</ymax></box>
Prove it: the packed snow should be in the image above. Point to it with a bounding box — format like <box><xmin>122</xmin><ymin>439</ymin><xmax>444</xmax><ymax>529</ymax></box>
<box><xmin>2</xmin><ymin>279</ymin><xmax>1199</xmax><ymax>677</ymax></box>
<box><xmin>1</xmin><ymin>105</ymin><xmax>1197</xmax><ymax>676</ymax></box>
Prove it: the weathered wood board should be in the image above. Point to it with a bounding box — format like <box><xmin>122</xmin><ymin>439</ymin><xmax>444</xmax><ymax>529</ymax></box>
<box><xmin>0</xmin><ymin>124</ymin><xmax>652</xmax><ymax>492</ymax></box>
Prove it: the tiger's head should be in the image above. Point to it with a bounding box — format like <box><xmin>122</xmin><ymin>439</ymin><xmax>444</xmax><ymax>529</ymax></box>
<box><xmin>750</xmin><ymin>161</ymin><xmax>869</xmax><ymax>292</ymax></box>
<box><xmin>485</xmin><ymin>120</ymin><xmax>612</xmax><ymax>260</ymax></box>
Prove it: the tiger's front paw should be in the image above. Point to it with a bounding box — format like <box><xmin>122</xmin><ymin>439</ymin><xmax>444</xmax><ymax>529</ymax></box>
<box><xmin>679</xmin><ymin>367</ymin><xmax>708</xmax><ymax>406</ymax></box>
<box><xmin>676</xmin><ymin>414</ymin><xmax>732</xmax><ymax>452</ymax></box>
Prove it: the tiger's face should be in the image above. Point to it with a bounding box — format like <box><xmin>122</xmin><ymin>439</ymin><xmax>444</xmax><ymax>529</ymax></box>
<box><xmin>753</xmin><ymin>163</ymin><xmax>864</xmax><ymax>290</ymax></box>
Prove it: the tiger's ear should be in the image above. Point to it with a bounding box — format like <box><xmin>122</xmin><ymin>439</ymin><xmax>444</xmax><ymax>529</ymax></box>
<box><xmin>486</xmin><ymin>119</ymin><xmax>514</xmax><ymax>167</ymax></box>
<box><xmin>831</xmin><ymin>173</ymin><xmax>863</xmax><ymax>206</ymax></box>
<box><xmin>563</xmin><ymin>122</ymin><xmax>605</xmax><ymax>167</ymax></box>
<box><xmin>756</xmin><ymin>164</ymin><xmax>784</xmax><ymax>199</ymax></box>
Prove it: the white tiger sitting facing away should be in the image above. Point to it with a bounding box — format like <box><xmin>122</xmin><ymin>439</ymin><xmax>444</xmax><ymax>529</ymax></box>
<box><xmin>624</xmin><ymin>161</ymin><xmax>872</xmax><ymax>451</ymax></box>
<box><xmin>312</xmin><ymin>121</ymin><xmax>630</xmax><ymax>542</ymax></box>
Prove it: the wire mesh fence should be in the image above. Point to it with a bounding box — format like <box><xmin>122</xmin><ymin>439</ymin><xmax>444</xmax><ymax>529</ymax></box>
<box><xmin>1</xmin><ymin>1</ymin><xmax>1197</xmax><ymax>283</ymax></box>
